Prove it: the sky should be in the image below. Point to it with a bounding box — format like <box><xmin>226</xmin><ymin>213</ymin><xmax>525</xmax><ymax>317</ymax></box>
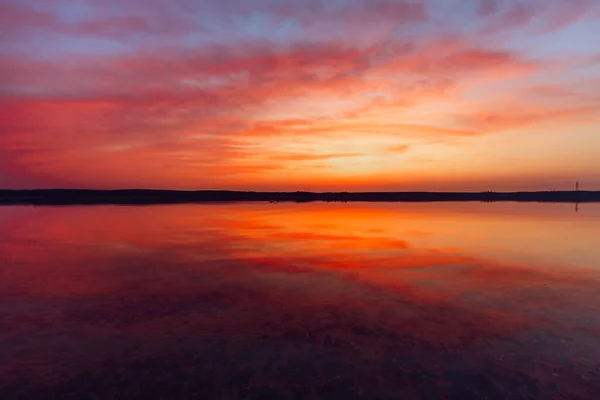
<box><xmin>1</xmin><ymin>0</ymin><xmax>599</xmax><ymax>191</ymax></box>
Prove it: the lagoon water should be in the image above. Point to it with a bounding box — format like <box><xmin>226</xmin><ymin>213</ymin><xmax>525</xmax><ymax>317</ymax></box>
<box><xmin>1</xmin><ymin>202</ymin><xmax>599</xmax><ymax>399</ymax></box>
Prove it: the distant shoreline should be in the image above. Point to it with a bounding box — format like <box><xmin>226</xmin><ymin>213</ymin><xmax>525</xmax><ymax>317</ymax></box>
<box><xmin>1</xmin><ymin>189</ymin><xmax>599</xmax><ymax>205</ymax></box>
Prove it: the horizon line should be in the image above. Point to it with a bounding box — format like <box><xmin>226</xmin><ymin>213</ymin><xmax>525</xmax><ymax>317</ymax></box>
<box><xmin>2</xmin><ymin>188</ymin><xmax>599</xmax><ymax>206</ymax></box>
<box><xmin>0</xmin><ymin>188</ymin><xmax>596</xmax><ymax>193</ymax></box>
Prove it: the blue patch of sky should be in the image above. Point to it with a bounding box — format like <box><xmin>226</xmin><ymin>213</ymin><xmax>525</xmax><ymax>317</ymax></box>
<box><xmin>56</xmin><ymin>1</ymin><xmax>96</xmax><ymax>24</ymax></box>
<box><xmin>505</xmin><ymin>18</ymin><xmax>600</xmax><ymax>60</ymax></box>
<box><xmin>182</xmin><ymin>10</ymin><xmax>303</xmax><ymax>48</ymax></box>
<box><xmin>384</xmin><ymin>1</ymin><xmax>483</xmax><ymax>46</ymax></box>
<box><xmin>31</xmin><ymin>35</ymin><xmax>129</xmax><ymax>61</ymax></box>
<box><xmin>321</xmin><ymin>0</ymin><xmax>351</xmax><ymax>12</ymax></box>
<box><xmin>236</xmin><ymin>11</ymin><xmax>302</xmax><ymax>42</ymax></box>
<box><xmin>426</xmin><ymin>0</ymin><xmax>477</xmax><ymax>26</ymax></box>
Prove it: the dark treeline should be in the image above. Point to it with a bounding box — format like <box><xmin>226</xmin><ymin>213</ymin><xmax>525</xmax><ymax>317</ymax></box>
<box><xmin>1</xmin><ymin>189</ymin><xmax>599</xmax><ymax>205</ymax></box>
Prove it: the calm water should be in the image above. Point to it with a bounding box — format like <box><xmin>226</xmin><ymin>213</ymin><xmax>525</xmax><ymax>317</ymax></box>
<box><xmin>1</xmin><ymin>202</ymin><xmax>599</xmax><ymax>399</ymax></box>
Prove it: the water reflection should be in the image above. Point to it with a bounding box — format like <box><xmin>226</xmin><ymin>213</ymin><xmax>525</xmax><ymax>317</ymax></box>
<box><xmin>1</xmin><ymin>203</ymin><xmax>599</xmax><ymax>399</ymax></box>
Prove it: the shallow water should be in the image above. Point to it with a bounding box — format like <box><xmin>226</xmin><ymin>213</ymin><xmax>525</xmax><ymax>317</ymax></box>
<box><xmin>1</xmin><ymin>202</ymin><xmax>599</xmax><ymax>399</ymax></box>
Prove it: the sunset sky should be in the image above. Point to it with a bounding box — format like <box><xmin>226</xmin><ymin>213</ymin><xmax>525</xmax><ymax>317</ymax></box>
<box><xmin>2</xmin><ymin>0</ymin><xmax>599</xmax><ymax>191</ymax></box>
